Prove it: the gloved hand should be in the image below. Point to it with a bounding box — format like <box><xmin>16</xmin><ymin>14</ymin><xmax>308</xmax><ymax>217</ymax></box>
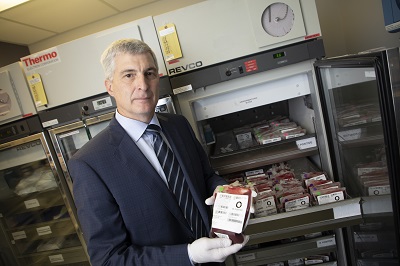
<box><xmin>204</xmin><ymin>185</ymin><xmax>222</xmax><ymax>206</ymax></box>
<box><xmin>187</xmin><ymin>236</ymin><xmax>249</xmax><ymax>264</ymax></box>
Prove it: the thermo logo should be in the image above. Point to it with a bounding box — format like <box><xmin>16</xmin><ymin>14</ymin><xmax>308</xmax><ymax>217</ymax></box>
<box><xmin>22</xmin><ymin>51</ymin><xmax>57</xmax><ymax>66</ymax></box>
<box><xmin>21</xmin><ymin>47</ymin><xmax>61</xmax><ymax>72</ymax></box>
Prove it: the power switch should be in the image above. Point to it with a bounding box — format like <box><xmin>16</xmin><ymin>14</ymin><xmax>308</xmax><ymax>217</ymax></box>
<box><xmin>238</xmin><ymin>66</ymin><xmax>244</xmax><ymax>74</ymax></box>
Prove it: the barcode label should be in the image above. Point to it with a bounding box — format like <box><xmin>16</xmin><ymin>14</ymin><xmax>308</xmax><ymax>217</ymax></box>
<box><xmin>12</xmin><ymin>231</ymin><xmax>27</xmax><ymax>240</ymax></box>
<box><xmin>24</xmin><ymin>199</ymin><xmax>40</xmax><ymax>209</ymax></box>
<box><xmin>37</xmin><ymin>226</ymin><xmax>52</xmax><ymax>236</ymax></box>
<box><xmin>368</xmin><ymin>185</ymin><xmax>390</xmax><ymax>196</ymax></box>
<box><xmin>49</xmin><ymin>254</ymin><xmax>64</xmax><ymax>263</ymax></box>
<box><xmin>212</xmin><ymin>193</ymin><xmax>248</xmax><ymax>233</ymax></box>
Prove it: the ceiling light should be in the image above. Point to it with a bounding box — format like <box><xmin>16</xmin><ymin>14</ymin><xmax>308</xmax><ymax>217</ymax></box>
<box><xmin>0</xmin><ymin>0</ymin><xmax>29</xmax><ymax>12</ymax></box>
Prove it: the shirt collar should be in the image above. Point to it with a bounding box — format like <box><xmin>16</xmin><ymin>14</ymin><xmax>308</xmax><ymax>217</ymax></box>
<box><xmin>115</xmin><ymin>109</ymin><xmax>161</xmax><ymax>142</ymax></box>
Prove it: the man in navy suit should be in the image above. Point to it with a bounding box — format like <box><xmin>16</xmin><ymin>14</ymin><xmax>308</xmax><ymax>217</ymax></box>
<box><xmin>68</xmin><ymin>38</ymin><xmax>248</xmax><ymax>265</ymax></box>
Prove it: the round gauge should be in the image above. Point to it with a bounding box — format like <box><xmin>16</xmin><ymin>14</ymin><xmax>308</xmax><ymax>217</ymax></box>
<box><xmin>261</xmin><ymin>2</ymin><xmax>295</xmax><ymax>37</ymax></box>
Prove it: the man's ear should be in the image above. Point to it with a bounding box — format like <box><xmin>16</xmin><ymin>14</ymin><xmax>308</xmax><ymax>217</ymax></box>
<box><xmin>105</xmin><ymin>79</ymin><xmax>114</xmax><ymax>96</ymax></box>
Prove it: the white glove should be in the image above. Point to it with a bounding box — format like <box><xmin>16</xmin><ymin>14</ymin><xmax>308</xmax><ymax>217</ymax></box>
<box><xmin>187</xmin><ymin>236</ymin><xmax>249</xmax><ymax>264</ymax></box>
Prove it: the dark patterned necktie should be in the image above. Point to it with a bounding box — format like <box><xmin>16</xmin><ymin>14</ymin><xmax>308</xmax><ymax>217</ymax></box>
<box><xmin>146</xmin><ymin>124</ymin><xmax>206</xmax><ymax>239</ymax></box>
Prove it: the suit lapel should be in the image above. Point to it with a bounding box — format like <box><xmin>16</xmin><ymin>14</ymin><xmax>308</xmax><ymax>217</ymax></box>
<box><xmin>109</xmin><ymin>119</ymin><xmax>193</xmax><ymax>235</ymax></box>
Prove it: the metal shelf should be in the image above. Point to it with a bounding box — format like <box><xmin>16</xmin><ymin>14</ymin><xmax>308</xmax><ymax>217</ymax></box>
<box><xmin>234</xmin><ymin>235</ymin><xmax>338</xmax><ymax>266</ymax></box>
<box><xmin>244</xmin><ymin>197</ymin><xmax>362</xmax><ymax>245</ymax></box>
<box><xmin>361</xmin><ymin>194</ymin><xmax>393</xmax><ymax>216</ymax></box>
<box><xmin>210</xmin><ymin>135</ymin><xmax>319</xmax><ymax>175</ymax></box>
<box><xmin>338</xmin><ymin>134</ymin><xmax>384</xmax><ymax>149</ymax></box>
<box><xmin>0</xmin><ymin>189</ymin><xmax>64</xmax><ymax>216</ymax></box>
<box><xmin>226</xmin><ymin>196</ymin><xmax>390</xmax><ymax>266</ymax></box>
<box><xmin>17</xmin><ymin>246</ymin><xmax>89</xmax><ymax>266</ymax></box>
<box><xmin>7</xmin><ymin>218</ymin><xmax>75</xmax><ymax>240</ymax></box>
<box><xmin>356</xmin><ymin>259</ymin><xmax>398</xmax><ymax>266</ymax></box>
<box><xmin>336</xmin><ymin>122</ymin><xmax>384</xmax><ymax>149</ymax></box>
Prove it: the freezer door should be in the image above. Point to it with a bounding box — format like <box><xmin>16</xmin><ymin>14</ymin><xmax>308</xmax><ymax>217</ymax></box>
<box><xmin>315</xmin><ymin>53</ymin><xmax>400</xmax><ymax>265</ymax></box>
<box><xmin>0</xmin><ymin>133</ymin><xmax>89</xmax><ymax>266</ymax></box>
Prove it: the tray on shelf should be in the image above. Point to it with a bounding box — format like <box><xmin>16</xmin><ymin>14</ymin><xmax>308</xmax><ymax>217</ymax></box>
<box><xmin>336</xmin><ymin>121</ymin><xmax>384</xmax><ymax>148</ymax></box>
<box><xmin>0</xmin><ymin>189</ymin><xmax>64</xmax><ymax>217</ymax></box>
<box><xmin>244</xmin><ymin>197</ymin><xmax>362</xmax><ymax>245</ymax></box>
<box><xmin>17</xmin><ymin>246</ymin><xmax>89</xmax><ymax>266</ymax></box>
<box><xmin>210</xmin><ymin>134</ymin><xmax>319</xmax><ymax>175</ymax></box>
<box><xmin>235</xmin><ymin>234</ymin><xmax>338</xmax><ymax>266</ymax></box>
<box><xmin>8</xmin><ymin>218</ymin><xmax>75</xmax><ymax>244</ymax></box>
<box><xmin>2</xmin><ymin>204</ymin><xmax>69</xmax><ymax>229</ymax></box>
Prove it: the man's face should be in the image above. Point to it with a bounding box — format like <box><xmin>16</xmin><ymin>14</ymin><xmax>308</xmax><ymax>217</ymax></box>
<box><xmin>105</xmin><ymin>52</ymin><xmax>160</xmax><ymax>123</ymax></box>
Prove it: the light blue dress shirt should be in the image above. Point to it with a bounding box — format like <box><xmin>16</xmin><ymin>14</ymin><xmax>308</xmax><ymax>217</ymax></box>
<box><xmin>115</xmin><ymin>110</ymin><xmax>168</xmax><ymax>185</ymax></box>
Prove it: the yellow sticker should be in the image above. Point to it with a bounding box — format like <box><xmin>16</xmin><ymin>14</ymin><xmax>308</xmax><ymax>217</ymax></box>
<box><xmin>27</xmin><ymin>74</ymin><xmax>48</xmax><ymax>107</ymax></box>
<box><xmin>158</xmin><ymin>23</ymin><xmax>183</xmax><ymax>61</ymax></box>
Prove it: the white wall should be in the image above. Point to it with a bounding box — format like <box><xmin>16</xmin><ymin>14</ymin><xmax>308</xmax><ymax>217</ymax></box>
<box><xmin>315</xmin><ymin>0</ymin><xmax>347</xmax><ymax>57</ymax></box>
<box><xmin>316</xmin><ymin>0</ymin><xmax>400</xmax><ymax>57</ymax></box>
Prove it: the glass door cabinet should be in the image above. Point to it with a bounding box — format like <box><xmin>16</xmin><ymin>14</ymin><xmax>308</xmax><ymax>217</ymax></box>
<box><xmin>0</xmin><ymin>133</ymin><xmax>89</xmax><ymax>265</ymax></box>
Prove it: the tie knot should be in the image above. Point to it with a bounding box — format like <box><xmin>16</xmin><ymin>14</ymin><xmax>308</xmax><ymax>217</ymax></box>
<box><xmin>146</xmin><ymin>124</ymin><xmax>161</xmax><ymax>132</ymax></box>
<box><xmin>146</xmin><ymin>124</ymin><xmax>162</xmax><ymax>139</ymax></box>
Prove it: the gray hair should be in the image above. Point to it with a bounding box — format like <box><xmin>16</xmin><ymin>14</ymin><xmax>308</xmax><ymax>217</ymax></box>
<box><xmin>100</xmin><ymin>38</ymin><xmax>159</xmax><ymax>81</ymax></box>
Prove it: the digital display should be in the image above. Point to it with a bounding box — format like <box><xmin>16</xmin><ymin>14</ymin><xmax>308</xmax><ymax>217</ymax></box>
<box><xmin>92</xmin><ymin>97</ymin><xmax>112</xmax><ymax>111</ymax></box>
<box><xmin>97</xmin><ymin>99</ymin><xmax>107</xmax><ymax>105</ymax></box>
<box><xmin>273</xmin><ymin>52</ymin><xmax>286</xmax><ymax>59</ymax></box>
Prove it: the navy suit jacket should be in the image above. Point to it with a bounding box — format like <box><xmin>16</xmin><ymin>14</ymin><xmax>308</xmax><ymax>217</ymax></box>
<box><xmin>68</xmin><ymin>113</ymin><xmax>226</xmax><ymax>265</ymax></box>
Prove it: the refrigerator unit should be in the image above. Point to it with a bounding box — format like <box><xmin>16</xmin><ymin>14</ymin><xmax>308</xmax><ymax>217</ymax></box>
<box><xmin>0</xmin><ymin>63</ymin><xmax>90</xmax><ymax>265</ymax></box>
<box><xmin>153</xmin><ymin>1</ymin><xmax>364</xmax><ymax>265</ymax></box>
<box><xmin>162</xmin><ymin>38</ymin><xmax>363</xmax><ymax>265</ymax></box>
<box><xmin>314</xmin><ymin>47</ymin><xmax>400</xmax><ymax>265</ymax></box>
<box><xmin>0</xmin><ymin>121</ymin><xmax>90</xmax><ymax>266</ymax></box>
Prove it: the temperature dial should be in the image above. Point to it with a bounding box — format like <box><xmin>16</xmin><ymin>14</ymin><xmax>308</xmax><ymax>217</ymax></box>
<box><xmin>261</xmin><ymin>2</ymin><xmax>295</xmax><ymax>37</ymax></box>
